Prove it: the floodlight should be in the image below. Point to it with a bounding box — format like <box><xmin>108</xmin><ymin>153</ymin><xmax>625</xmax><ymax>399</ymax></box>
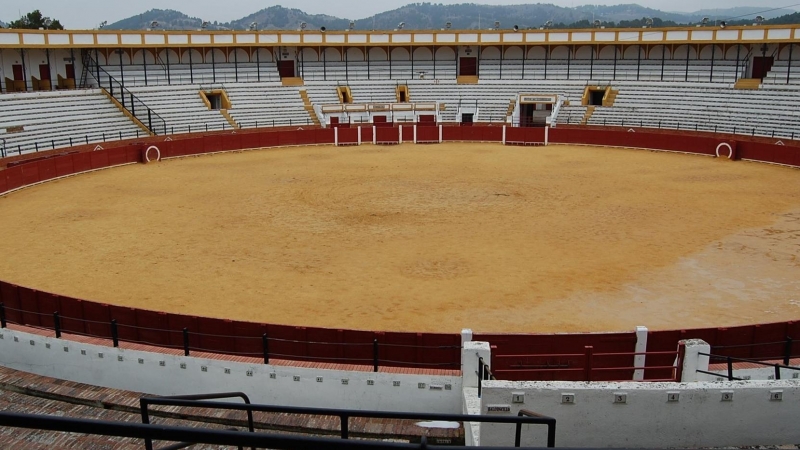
<box><xmin>593</xmin><ymin>19</ymin><xmax>601</xmax><ymax>27</ymax></box>
<box><xmin>320</xmin><ymin>26</ymin><xmax>326</xmax><ymax>32</ymax></box>
<box><xmin>396</xmin><ymin>22</ymin><xmax>405</xmax><ymax>30</ymax></box>
<box><xmin>150</xmin><ymin>21</ymin><xmax>159</xmax><ymax>28</ymax></box>
<box><xmin>201</xmin><ymin>21</ymin><xmax>209</xmax><ymax>30</ymax></box>
<box><xmin>445</xmin><ymin>21</ymin><xmax>452</xmax><ymax>29</ymax></box>
<box><xmin>249</xmin><ymin>22</ymin><xmax>258</xmax><ymax>31</ymax></box>
<box><xmin>349</xmin><ymin>21</ymin><xmax>355</xmax><ymax>30</ymax></box>
<box><xmin>494</xmin><ymin>21</ymin><xmax>500</xmax><ymax>30</ymax></box>
<box><xmin>513</xmin><ymin>25</ymin><xmax>519</xmax><ymax>32</ymax></box>
<box><xmin>300</xmin><ymin>22</ymin><xmax>307</xmax><ymax>30</ymax></box>
<box><xmin>701</xmin><ymin>17</ymin><xmax>709</xmax><ymax>25</ymax></box>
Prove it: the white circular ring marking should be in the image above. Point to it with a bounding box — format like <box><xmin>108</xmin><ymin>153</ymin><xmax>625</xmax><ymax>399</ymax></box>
<box><xmin>715</xmin><ymin>143</ymin><xmax>733</xmax><ymax>159</ymax></box>
<box><xmin>145</xmin><ymin>145</ymin><xmax>161</xmax><ymax>163</ymax></box>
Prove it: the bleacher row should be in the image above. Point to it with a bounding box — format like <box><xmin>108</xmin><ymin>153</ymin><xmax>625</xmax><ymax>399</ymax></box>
<box><xmin>2</xmin><ymin>64</ymin><xmax>800</xmax><ymax>156</ymax></box>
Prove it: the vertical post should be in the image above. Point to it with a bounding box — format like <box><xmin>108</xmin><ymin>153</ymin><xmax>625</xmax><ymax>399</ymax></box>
<box><xmin>165</xmin><ymin>47</ymin><xmax>171</xmax><ymax>85</ymax></box>
<box><xmin>710</xmin><ymin>43</ymin><xmax>716</xmax><ymax>82</ymax></box>
<box><xmin>727</xmin><ymin>357</ymin><xmax>734</xmax><ymax>381</ymax></box>
<box><xmin>334</xmin><ymin>126</ymin><xmax>339</xmax><ymax>145</ymax></box>
<box><xmin>613</xmin><ymin>44</ymin><xmax>618</xmax><ymax>80</ymax></box>
<box><xmin>373</xmin><ymin>126</ymin><xmax>377</xmax><ymax>145</ymax></box>
<box><xmin>544</xmin><ymin>126</ymin><xmax>549</xmax><ymax>146</ymax></box>
<box><xmin>788</xmin><ymin>44</ymin><xmax>794</xmax><ymax>85</ymax></box>
<box><xmin>584</xmin><ymin>346</ymin><xmax>594</xmax><ymax>381</ymax></box>
<box><xmin>0</xmin><ymin>303</ymin><xmax>6</xmax><ymax>328</ymax></box>
<box><xmin>373</xmin><ymin>339</ymin><xmax>379</xmax><ymax>373</ymax></box>
<box><xmin>413</xmin><ymin>125</ymin><xmax>417</xmax><ymax>144</ymax></box>
<box><xmin>53</xmin><ymin>312</ymin><xmax>61</xmax><ymax>338</ymax></box>
<box><xmin>144</xmin><ymin>49</ymin><xmax>149</xmax><ymax>86</ymax></box>
<box><xmin>399</xmin><ymin>125</ymin><xmax>403</xmax><ymax>144</ymax></box>
<box><xmin>477</xmin><ymin>357</ymin><xmax>484</xmax><ymax>398</ymax></box>
<box><xmin>633</xmin><ymin>326</ymin><xmax>648</xmax><ymax>381</ymax></box>
<box><xmin>685</xmin><ymin>44</ymin><xmax>691</xmax><ymax>82</ymax></box>
<box><xmin>183</xmin><ymin>328</ymin><xmax>190</xmax><ymax>356</ymax></box>
<box><xmin>268</xmin><ymin>333</ymin><xmax>269</xmax><ymax>364</ymax></box>
<box><xmin>111</xmin><ymin>319</ymin><xmax>119</xmax><ymax>347</ymax></box>
<box><xmin>784</xmin><ymin>337</ymin><xmax>793</xmax><ymax>366</ymax></box>
<box><xmin>439</xmin><ymin>124</ymin><xmax>443</xmax><ymax>143</ymax></box>
<box><xmin>502</xmin><ymin>125</ymin><xmax>507</xmax><ymax>145</ymax></box>
<box><xmin>774</xmin><ymin>364</ymin><xmax>781</xmax><ymax>380</ymax></box>
<box><xmin>735</xmin><ymin>44</ymin><xmax>742</xmax><ymax>82</ymax></box>
<box><xmin>341</xmin><ymin>415</ymin><xmax>349</xmax><ymax>440</ymax></box>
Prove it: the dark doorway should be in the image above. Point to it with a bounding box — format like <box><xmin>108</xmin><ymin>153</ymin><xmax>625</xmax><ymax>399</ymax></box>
<box><xmin>520</xmin><ymin>104</ymin><xmax>534</xmax><ymax>127</ymax></box>
<box><xmin>277</xmin><ymin>60</ymin><xmax>295</xmax><ymax>78</ymax></box>
<box><xmin>39</xmin><ymin>64</ymin><xmax>51</xmax><ymax>81</ymax></box>
<box><xmin>206</xmin><ymin>93</ymin><xmax>222</xmax><ymax>110</ymax></box>
<box><xmin>459</xmin><ymin>57</ymin><xmax>477</xmax><ymax>76</ymax></box>
<box><xmin>12</xmin><ymin>64</ymin><xmax>24</xmax><ymax>81</ymax></box>
<box><xmin>461</xmin><ymin>113</ymin><xmax>474</xmax><ymax>125</ymax></box>
<box><xmin>751</xmin><ymin>56</ymin><xmax>774</xmax><ymax>79</ymax></box>
<box><xmin>65</xmin><ymin>64</ymin><xmax>76</xmax><ymax>80</ymax></box>
<box><xmin>589</xmin><ymin>90</ymin><xmax>605</xmax><ymax>106</ymax></box>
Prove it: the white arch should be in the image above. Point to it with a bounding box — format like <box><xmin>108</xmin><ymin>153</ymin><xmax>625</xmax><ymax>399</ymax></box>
<box><xmin>623</xmin><ymin>45</ymin><xmax>643</xmax><ymax>60</ymax></box>
<box><xmin>574</xmin><ymin>45</ymin><xmax>593</xmax><ymax>60</ymax></box>
<box><xmin>725</xmin><ymin>44</ymin><xmax>748</xmax><ymax>60</ymax></box>
<box><xmin>390</xmin><ymin>47</ymin><xmax>410</xmax><ymax>61</ymax></box>
<box><xmin>369</xmin><ymin>47</ymin><xmax>388</xmax><ymax>61</ymax></box>
<box><xmin>413</xmin><ymin>47</ymin><xmax>433</xmax><ymax>61</ymax></box>
<box><xmin>204</xmin><ymin>48</ymin><xmax>226</xmax><ymax>64</ymax></box>
<box><xmin>699</xmin><ymin>44</ymin><xmax>722</xmax><ymax>60</ymax></box>
<box><xmin>673</xmin><ymin>45</ymin><xmax>697</xmax><ymax>60</ymax></box>
<box><xmin>254</xmin><ymin>48</ymin><xmax>273</xmax><ymax>63</ymax></box>
<box><xmin>300</xmin><ymin>47</ymin><xmax>319</xmax><ymax>62</ymax></box>
<box><xmin>132</xmin><ymin>49</ymin><xmax>156</xmax><ymax>65</ymax></box>
<box><xmin>346</xmin><ymin>47</ymin><xmax>365</xmax><ymax>61</ymax></box>
<box><xmin>598</xmin><ymin>45</ymin><xmax>616</xmax><ymax>60</ymax></box>
<box><xmin>434</xmin><ymin>46</ymin><xmax>456</xmax><ymax>60</ymax></box>
<box><xmin>179</xmin><ymin>49</ymin><xmax>201</xmax><ymax>64</ymax></box>
<box><xmin>527</xmin><ymin>46</ymin><xmax>547</xmax><ymax>60</ymax></box>
<box><xmin>648</xmin><ymin>45</ymin><xmax>670</xmax><ymax>60</ymax></box>
<box><xmin>481</xmin><ymin>46</ymin><xmax>501</xmax><ymax>60</ymax></box>
<box><xmin>779</xmin><ymin>44</ymin><xmax>798</xmax><ymax>61</ymax></box>
<box><xmin>550</xmin><ymin>46</ymin><xmax>570</xmax><ymax>60</ymax></box>
<box><xmin>504</xmin><ymin>46</ymin><xmax>524</xmax><ymax>60</ymax></box>
<box><xmin>107</xmin><ymin>50</ymin><xmax>131</xmax><ymax>65</ymax></box>
<box><xmin>323</xmin><ymin>47</ymin><xmax>342</xmax><ymax>62</ymax></box>
<box><xmin>230</xmin><ymin>48</ymin><xmax>250</xmax><ymax>63</ymax></box>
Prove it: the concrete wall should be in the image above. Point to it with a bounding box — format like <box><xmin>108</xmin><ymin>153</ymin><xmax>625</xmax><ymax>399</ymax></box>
<box><xmin>479</xmin><ymin>379</ymin><xmax>800</xmax><ymax>448</ymax></box>
<box><xmin>0</xmin><ymin>328</ymin><xmax>461</xmax><ymax>414</ymax></box>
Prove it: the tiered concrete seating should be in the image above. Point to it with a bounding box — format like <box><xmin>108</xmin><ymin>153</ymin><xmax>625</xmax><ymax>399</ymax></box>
<box><xmin>299</xmin><ymin>61</ymin><xmax>457</xmax><ymax>81</ymax></box>
<box><xmin>101</xmin><ymin>63</ymin><xmax>281</xmax><ymax>87</ymax></box>
<box><xmin>225</xmin><ymin>82</ymin><xmax>313</xmax><ymax>128</ymax></box>
<box><xmin>127</xmin><ymin>84</ymin><xmax>230</xmax><ymax>133</ymax></box>
<box><xmin>0</xmin><ymin>89</ymin><xmax>142</xmax><ymax>156</ymax></box>
<box><xmin>586</xmin><ymin>81</ymin><xmax>800</xmax><ymax>138</ymax></box>
<box><xmin>762</xmin><ymin>60</ymin><xmax>800</xmax><ymax>85</ymax></box>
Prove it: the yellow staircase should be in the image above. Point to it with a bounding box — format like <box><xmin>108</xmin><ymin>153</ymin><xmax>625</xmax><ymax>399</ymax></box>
<box><xmin>734</xmin><ymin>78</ymin><xmax>761</xmax><ymax>90</ymax></box>
<box><xmin>581</xmin><ymin>106</ymin><xmax>596</xmax><ymax>125</ymax></box>
<box><xmin>100</xmin><ymin>88</ymin><xmax>153</xmax><ymax>136</ymax></box>
<box><xmin>506</xmin><ymin>100</ymin><xmax>516</xmax><ymax>118</ymax></box>
<box><xmin>396</xmin><ymin>85</ymin><xmax>410</xmax><ymax>103</ymax></box>
<box><xmin>299</xmin><ymin>90</ymin><xmax>321</xmax><ymax>127</ymax></box>
<box><xmin>457</xmin><ymin>75</ymin><xmax>479</xmax><ymax>85</ymax></box>
<box><xmin>281</xmin><ymin>77</ymin><xmax>304</xmax><ymax>86</ymax></box>
<box><xmin>220</xmin><ymin>110</ymin><xmax>240</xmax><ymax>129</ymax></box>
<box><xmin>602</xmin><ymin>88</ymin><xmax>619</xmax><ymax>107</ymax></box>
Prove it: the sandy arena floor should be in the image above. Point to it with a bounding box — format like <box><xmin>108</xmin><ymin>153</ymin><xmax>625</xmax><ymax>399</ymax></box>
<box><xmin>1</xmin><ymin>143</ymin><xmax>800</xmax><ymax>333</ymax></box>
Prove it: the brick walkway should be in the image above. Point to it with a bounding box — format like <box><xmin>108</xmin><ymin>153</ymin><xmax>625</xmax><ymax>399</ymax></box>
<box><xmin>0</xmin><ymin>366</ymin><xmax>463</xmax><ymax>449</ymax></box>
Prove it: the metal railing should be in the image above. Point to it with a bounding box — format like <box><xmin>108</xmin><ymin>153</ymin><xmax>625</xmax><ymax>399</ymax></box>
<box><xmin>697</xmin><ymin>350</ymin><xmax>800</xmax><ymax>381</ymax></box>
<box><xmin>560</xmin><ymin>116</ymin><xmax>800</xmax><ymax>140</ymax></box>
<box><xmin>477</xmin><ymin>356</ymin><xmax>496</xmax><ymax>398</ymax></box>
<box><xmin>0</xmin><ymin>303</ymin><xmax>460</xmax><ymax>370</ymax></box>
<box><xmin>0</xmin><ymin>411</ymin><xmax>559</xmax><ymax>450</ymax></box>
<box><xmin>140</xmin><ymin>394</ymin><xmax>557</xmax><ymax>449</ymax></box>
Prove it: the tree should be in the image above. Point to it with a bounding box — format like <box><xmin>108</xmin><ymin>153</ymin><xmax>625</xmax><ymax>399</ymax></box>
<box><xmin>8</xmin><ymin>10</ymin><xmax>64</xmax><ymax>30</ymax></box>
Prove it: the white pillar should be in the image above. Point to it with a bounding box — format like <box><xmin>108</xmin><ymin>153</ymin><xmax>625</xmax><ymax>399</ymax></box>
<box><xmin>462</xmin><ymin>341</ymin><xmax>491</xmax><ymax>388</ymax></box>
<box><xmin>544</xmin><ymin>126</ymin><xmax>549</xmax><ymax>145</ymax></box>
<box><xmin>413</xmin><ymin>125</ymin><xmax>417</xmax><ymax>144</ymax></box>
<box><xmin>334</xmin><ymin>126</ymin><xmax>339</xmax><ymax>146</ymax></box>
<box><xmin>680</xmin><ymin>339</ymin><xmax>711</xmax><ymax>382</ymax></box>
<box><xmin>399</xmin><ymin>125</ymin><xmax>403</xmax><ymax>144</ymax></box>
<box><xmin>461</xmin><ymin>328</ymin><xmax>473</xmax><ymax>347</ymax></box>
<box><xmin>373</xmin><ymin>126</ymin><xmax>377</xmax><ymax>145</ymax></box>
<box><xmin>633</xmin><ymin>326</ymin><xmax>648</xmax><ymax>381</ymax></box>
<box><xmin>357</xmin><ymin>126</ymin><xmax>362</xmax><ymax>145</ymax></box>
<box><xmin>502</xmin><ymin>125</ymin><xmax>506</xmax><ymax>145</ymax></box>
<box><xmin>438</xmin><ymin>124</ymin><xmax>443</xmax><ymax>143</ymax></box>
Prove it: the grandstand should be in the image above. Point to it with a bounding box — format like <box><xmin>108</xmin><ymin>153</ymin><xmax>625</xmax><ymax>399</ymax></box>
<box><xmin>1</xmin><ymin>23</ymin><xmax>800</xmax><ymax>448</ymax></box>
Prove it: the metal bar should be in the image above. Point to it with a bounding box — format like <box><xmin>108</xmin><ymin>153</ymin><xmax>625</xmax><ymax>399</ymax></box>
<box><xmin>775</xmin><ymin>364</ymin><xmax>781</xmax><ymax>380</ymax></box>
<box><xmin>0</xmin><ymin>303</ymin><xmax>6</xmax><ymax>328</ymax></box>
<box><xmin>584</xmin><ymin>346</ymin><xmax>594</xmax><ymax>381</ymax></box>
<box><xmin>784</xmin><ymin>337</ymin><xmax>793</xmax><ymax>366</ymax></box>
<box><xmin>514</xmin><ymin>410</ymin><xmax>556</xmax><ymax>448</ymax></box>
<box><xmin>0</xmin><ymin>411</ymin><xmax>540</xmax><ymax>450</ymax></box>
<box><xmin>263</xmin><ymin>333</ymin><xmax>269</xmax><ymax>364</ymax></box>
<box><xmin>727</xmin><ymin>357</ymin><xmax>734</xmax><ymax>381</ymax></box>
<box><xmin>341</xmin><ymin>414</ymin><xmax>349</xmax><ymax>439</ymax></box>
<box><xmin>373</xmin><ymin>339</ymin><xmax>379</xmax><ymax>373</ymax></box>
<box><xmin>53</xmin><ymin>312</ymin><xmax>61</xmax><ymax>339</ymax></box>
<box><xmin>183</xmin><ymin>328</ymin><xmax>190</xmax><ymax>356</ymax></box>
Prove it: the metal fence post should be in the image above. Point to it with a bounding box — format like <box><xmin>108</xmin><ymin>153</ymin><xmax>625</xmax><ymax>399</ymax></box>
<box><xmin>0</xmin><ymin>303</ymin><xmax>6</xmax><ymax>328</ymax></box>
<box><xmin>111</xmin><ymin>319</ymin><xmax>119</xmax><ymax>347</ymax></box>
<box><xmin>183</xmin><ymin>328</ymin><xmax>190</xmax><ymax>356</ymax></box>
<box><xmin>727</xmin><ymin>357</ymin><xmax>734</xmax><ymax>381</ymax></box>
<box><xmin>584</xmin><ymin>346</ymin><xmax>594</xmax><ymax>381</ymax></box>
<box><xmin>373</xmin><ymin>339</ymin><xmax>379</xmax><ymax>373</ymax></box>
<box><xmin>268</xmin><ymin>333</ymin><xmax>269</xmax><ymax>364</ymax></box>
<box><xmin>784</xmin><ymin>337</ymin><xmax>793</xmax><ymax>366</ymax></box>
<box><xmin>53</xmin><ymin>312</ymin><xmax>61</xmax><ymax>338</ymax></box>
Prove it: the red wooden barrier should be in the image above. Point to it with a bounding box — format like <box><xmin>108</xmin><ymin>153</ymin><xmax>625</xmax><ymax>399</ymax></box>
<box><xmin>375</xmin><ymin>127</ymin><xmax>400</xmax><ymax>144</ymax></box>
<box><xmin>0</xmin><ymin>282</ymin><xmax>22</xmax><ymax>324</ymax></box>
<box><xmin>360</xmin><ymin>126</ymin><xmax>374</xmax><ymax>143</ymax></box>
<box><xmin>416</xmin><ymin>126</ymin><xmax>439</xmax><ymax>143</ymax></box>
<box><xmin>337</xmin><ymin>127</ymin><xmax>359</xmax><ymax>145</ymax></box>
<box><xmin>37</xmin><ymin>158</ymin><xmax>57</xmax><ymax>183</ymax></box>
<box><xmin>54</xmin><ymin>154</ymin><xmax>74</xmax><ymax>177</ymax></box>
<box><xmin>72</xmin><ymin>152</ymin><xmax>92</xmax><ymax>173</ymax></box>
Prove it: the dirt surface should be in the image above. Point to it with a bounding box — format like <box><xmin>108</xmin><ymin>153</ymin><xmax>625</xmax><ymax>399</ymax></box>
<box><xmin>1</xmin><ymin>143</ymin><xmax>799</xmax><ymax>333</ymax></box>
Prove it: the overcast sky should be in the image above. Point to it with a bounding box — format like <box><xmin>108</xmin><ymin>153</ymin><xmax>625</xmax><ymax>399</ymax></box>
<box><xmin>5</xmin><ymin>1</ymin><xmax>798</xmax><ymax>29</ymax></box>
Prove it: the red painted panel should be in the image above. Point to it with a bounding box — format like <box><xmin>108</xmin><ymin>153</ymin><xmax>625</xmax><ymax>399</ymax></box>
<box><xmin>80</xmin><ymin>301</ymin><xmax>112</xmax><ymax>338</ymax></box>
<box><xmin>315</xmin><ymin>128</ymin><xmax>335</xmax><ymax>145</ymax></box>
<box><xmin>36</xmin><ymin>291</ymin><xmax>59</xmax><ymax>328</ymax></box>
<box><xmin>37</xmin><ymin>158</ymin><xmax>57</xmax><ymax>182</ymax></box>
<box><xmin>400</xmin><ymin>125</ymin><xmax>414</xmax><ymax>143</ymax></box>
<box><xmin>126</xmin><ymin>145</ymin><xmax>143</xmax><ymax>164</ymax></box>
<box><xmin>0</xmin><ymin>171</ymin><xmax>7</xmax><ymax>194</ymax></box>
<box><xmin>72</xmin><ymin>152</ymin><xmax>92</xmax><ymax>173</ymax></box>
<box><xmin>134</xmin><ymin>310</ymin><xmax>171</xmax><ymax>346</ymax></box>
<box><xmin>340</xmin><ymin>329</ymin><xmax>374</xmax><ymax>362</ymax></box>
<box><xmin>230</xmin><ymin>321</ymin><xmax>266</xmax><ymax>357</ymax></box>
<box><xmin>505</xmin><ymin>127</ymin><xmax>525</xmax><ymax>143</ymax></box>
<box><xmin>461</xmin><ymin>126</ymin><xmax>484</xmax><ymax>141</ymax></box>
<box><xmin>360</xmin><ymin>126</ymin><xmax>374</xmax><ymax>143</ymax></box>
<box><xmin>375</xmin><ymin>127</ymin><xmax>399</xmax><ymax>143</ymax></box>
<box><xmin>18</xmin><ymin>287</ymin><xmax>41</xmax><ymax>327</ymax></box>
<box><xmin>106</xmin><ymin>147</ymin><xmax>129</xmax><ymax>167</ymax></box>
<box><xmin>21</xmin><ymin>162</ymin><xmax>40</xmax><ymax>186</ymax></box>
<box><xmin>196</xmin><ymin>317</ymin><xmax>233</xmax><ymax>353</ymax></box>
<box><xmin>166</xmin><ymin>314</ymin><xmax>199</xmax><ymax>348</ymax></box>
<box><xmin>260</xmin><ymin>131</ymin><xmax>280</xmax><ymax>148</ymax></box>
<box><xmin>266</xmin><ymin>324</ymin><xmax>307</xmax><ymax>360</ymax></box>
<box><xmin>278</xmin><ymin>130</ymin><xmax>298</xmax><ymax>147</ymax></box>
<box><xmin>337</xmin><ymin>128</ymin><xmax>359</xmax><ymax>145</ymax></box>
<box><xmin>58</xmin><ymin>296</ymin><xmax>86</xmax><ymax>335</ymax></box>
<box><xmin>0</xmin><ymin>282</ymin><xmax>22</xmax><ymax>324</ymax></box>
<box><xmin>178</xmin><ymin>138</ymin><xmax>204</xmax><ymax>157</ymax></box>
<box><xmin>441</xmin><ymin>126</ymin><xmax>463</xmax><ymax>141</ymax></box>
<box><xmin>482</xmin><ymin>126</ymin><xmax>504</xmax><ymax>142</ymax></box>
<box><xmin>90</xmin><ymin>150</ymin><xmax>110</xmax><ymax>170</ymax></box>
<box><xmin>220</xmin><ymin>133</ymin><xmax>242</xmax><ymax>152</ymax></box>
<box><xmin>108</xmin><ymin>306</ymin><xmax>139</xmax><ymax>341</ymax></box>
<box><xmin>416</xmin><ymin>126</ymin><xmax>439</xmax><ymax>143</ymax></box>
<box><xmin>295</xmin><ymin>129</ymin><xmax>316</xmax><ymax>146</ymax></box>
<box><xmin>306</xmin><ymin>328</ymin><xmax>344</xmax><ymax>360</ymax></box>
<box><xmin>54</xmin><ymin>155</ymin><xmax>78</xmax><ymax>176</ymax></box>
<box><xmin>240</xmin><ymin>134</ymin><xmax>261</xmax><ymax>150</ymax></box>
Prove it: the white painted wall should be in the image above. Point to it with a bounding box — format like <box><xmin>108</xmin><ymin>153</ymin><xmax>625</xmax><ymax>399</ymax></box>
<box><xmin>479</xmin><ymin>379</ymin><xmax>800</xmax><ymax>448</ymax></box>
<box><xmin>0</xmin><ymin>328</ymin><xmax>461</xmax><ymax>414</ymax></box>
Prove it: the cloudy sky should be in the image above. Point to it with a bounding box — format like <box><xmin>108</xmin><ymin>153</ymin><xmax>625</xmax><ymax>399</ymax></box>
<box><xmin>5</xmin><ymin>0</ymin><xmax>798</xmax><ymax>29</ymax></box>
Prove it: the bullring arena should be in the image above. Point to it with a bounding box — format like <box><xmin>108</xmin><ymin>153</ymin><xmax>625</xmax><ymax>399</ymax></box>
<box><xmin>1</xmin><ymin>23</ymin><xmax>800</xmax><ymax>449</ymax></box>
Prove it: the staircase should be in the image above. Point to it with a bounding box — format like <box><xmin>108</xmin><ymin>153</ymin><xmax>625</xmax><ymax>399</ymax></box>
<box><xmin>299</xmin><ymin>90</ymin><xmax>321</xmax><ymax>126</ymax></box>
<box><xmin>581</xmin><ymin>106</ymin><xmax>596</xmax><ymax>125</ymax></box>
<box><xmin>220</xmin><ymin>110</ymin><xmax>241</xmax><ymax>129</ymax></box>
<box><xmin>734</xmin><ymin>78</ymin><xmax>761</xmax><ymax>90</ymax></box>
<box><xmin>281</xmin><ymin>77</ymin><xmax>304</xmax><ymax>87</ymax></box>
<box><xmin>506</xmin><ymin>100</ymin><xmax>516</xmax><ymax>119</ymax></box>
<box><xmin>100</xmin><ymin>89</ymin><xmax>153</xmax><ymax>136</ymax></box>
<box><xmin>456</xmin><ymin>75</ymin><xmax>479</xmax><ymax>85</ymax></box>
<box><xmin>603</xmin><ymin>89</ymin><xmax>619</xmax><ymax>107</ymax></box>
